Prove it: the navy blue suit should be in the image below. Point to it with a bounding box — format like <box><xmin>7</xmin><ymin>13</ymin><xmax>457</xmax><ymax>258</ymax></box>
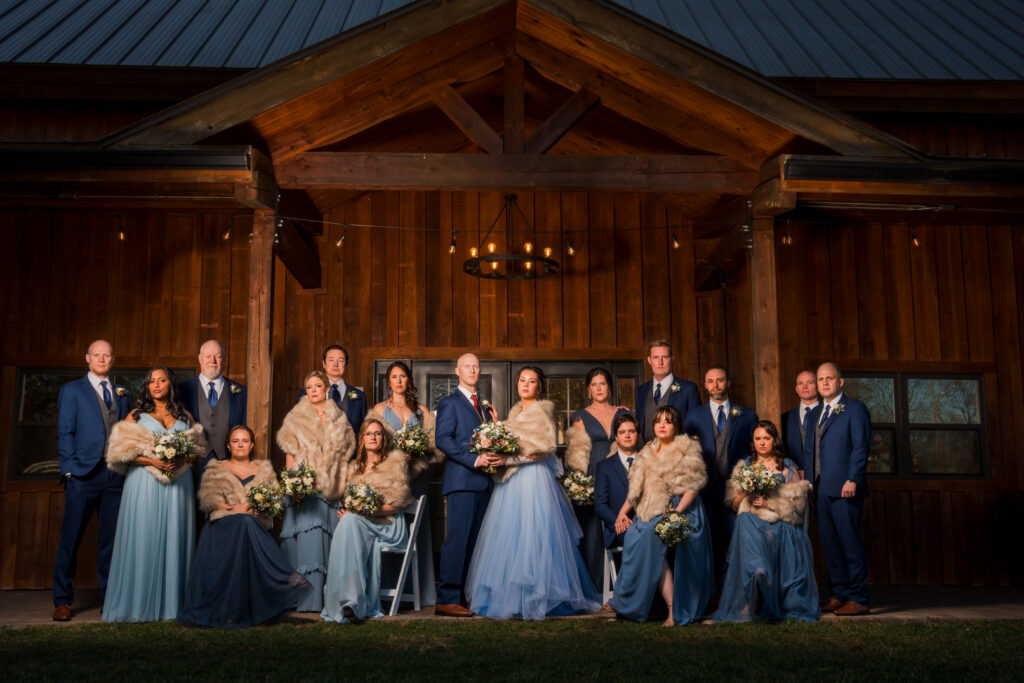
<box><xmin>298</xmin><ymin>383</ymin><xmax>365</xmax><ymax>432</ymax></box>
<box><xmin>780</xmin><ymin>405</ymin><xmax>815</xmax><ymax>474</ymax></box>
<box><xmin>177</xmin><ymin>376</ymin><xmax>247</xmax><ymax>461</ymax></box>
<box><xmin>435</xmin><ymin>389</ymin><xmax>495</xmax><ymax>605</ymax></box>
<box><xmin>594</xmin><ymin>454</ymin><xmax>630</xmax><ymax>548</ymax></box>
<box><xmin>810</xmin><ymin>395</ymin><xmax>871</xmax><ymax>606</ymax></box>
<box><xmin>635</xmin><ymin>377</ymin><xmax>700</xmax><ymax>439</ymax></box>
<box><xmin>683</xmin><ymin>401</ymin><xmax>757</xmax><ymax>583</ymax></box>
<box><xmin>53</xmin><ymin>376</ymin><xmax>131</xmax><ymax>607</ymax></box>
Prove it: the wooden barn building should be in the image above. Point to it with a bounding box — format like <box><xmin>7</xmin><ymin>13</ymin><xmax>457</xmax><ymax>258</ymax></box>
<box><xmin>1</xmin><ymin>0</ymin><xmax>1023</xmax><ymax>591</ymax></box>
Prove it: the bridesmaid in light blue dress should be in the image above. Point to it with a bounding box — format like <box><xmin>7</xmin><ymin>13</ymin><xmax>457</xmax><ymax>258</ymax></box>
<box><xmin>369</xmin><ymin>361</ymin><xmax>439</xmax><ymax>608</ymax></box>
<box><xmin>569</xmin><ymin>367</ymin><xmax>630</xmax><ymax>587</ymax></box>
<box><xmin>102</xmin><ymin>367</ymin><xmax>199</xmax><ymax>622</ymax></box>
<box><xmin>466</xmin><ymin>366</ymin><xmax>601</xmax><ymax>620</ymax></box>
<box><xmin>322</xmin><ymin>418</ymin><xmax>412</xmax><ymax>623</ymax></box>
<box><xmin>714</xmin><ymin>421</ymin><xmax>819</xmax><ymax>623</ymax></box>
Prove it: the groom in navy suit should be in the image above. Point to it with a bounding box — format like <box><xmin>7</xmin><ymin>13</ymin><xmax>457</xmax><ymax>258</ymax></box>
<box><xmin>812</xmin><ymin>362</ymin><xmax>871</xmax><ymax>616</ymax></box>
<box><xmin>298</xmin><ymin>344</ymin><xmax>366</xmax><ymax>431</ymax></box>
<box><xmin>635</xmin><ymin>340</ymin><xmax>700</xmax><ymax>443</ymax></box>
<box><xmin>780</xmin><ymin>370</ymin><xmax>819</xmax><ymax>476</ymax></box>
<box><xmin>683</xmin><ymin>366</ymin><xmax>757</xmax><ymax>585</ymax></box>
<box><xmin>595</xmin><ymin>413</ymin><xmax>641</xmax><ymax>550</ymax></box>
<box><xmin>52</xmin><ymin>339</ymin><xmax>131</xmax><ymax>621</ymax></box>
<box><xmin>177</xmin><ymin>339</ymin><xmax>246</xmax><ymax>484</ymax></box>
<box><xmin>434</xmin><ymin>353</ymin><xmax>499</xmax><ymax>617</ymax></box>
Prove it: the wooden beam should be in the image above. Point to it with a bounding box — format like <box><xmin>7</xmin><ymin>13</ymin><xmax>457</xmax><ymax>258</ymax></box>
<box><xmin>694</xmin><ymin>222</ymin><xmax>752</xmax><ymax>292</ymax></box>
<box><xmin>751</xmin><ymin>178</ymin><xmax>797</xmax><ymax>217</ymax></box>
<box><xmin>504</xmin><ymin>55</ymin><xmax>525</xmax><ymax>154</ymax></box>
<box><xmin>246</xmin><ymin>212</ymin><xmax>276</xmax><ymax>459</ymax></box>
<box><xmin>693</xmin><ymin>195</ymin><xmax>750</xmax><ymax>240</ymax></box>
<box><xmin>277</xmin><ymin>152</ymin><xmax>757</xmax><ymax>191</ymax></box>
<box><xmin>431</xmin><ymin>84</ymin><xmax>504</xmax><ymax>154</ymax></box>
<box><xmin>525</xmin><ymin>87</ymin><xmax>599</xmax><ymax>154</ymax></box>
<box><xmin>276</xmin><ymin>217</ymin><xmax>322</xmax><ymax>289</ymax></box>
<box><xmin>749</xmin><ymin>216</ymin><xmax>781</xmax><ymax>425</ymax></box>
<box><xmin>102</xmin><ymin>0</ymin><xmax>512</xmax><ymax>148</ymax></box>
<box><xmin>277</xmin><ymin>189</ymin><xmax>323</xmax><ymax>235</ymax></box>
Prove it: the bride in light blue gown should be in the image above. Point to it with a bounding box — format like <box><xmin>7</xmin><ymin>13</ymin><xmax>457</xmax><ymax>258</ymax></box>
<box><xmin>714</xmin><ymin>421</ymin><xmax>819</xmax><ymax>623</ymax></box>
<box><xmin>102</xmin><ymin>367</ymin><xmax>203</xmax><ymax>622</ymax></box>
<box><xmin>465</xmin><ymin>366</ymin><xmax>601</xmax><ymax>620</ymax></box>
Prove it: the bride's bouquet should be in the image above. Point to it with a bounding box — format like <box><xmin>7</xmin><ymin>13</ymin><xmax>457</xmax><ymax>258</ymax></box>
<box><xmin>246</xmin><ymin>481</ymin><xmax>285</xmax><ymax>518</ymax></box>
<box><xmin>153</xmin><ymin>430</ymin><xmax>199</xmax><ymax>481</ymax></box>
<box><xmin>470</xmin><ymin>421</ymin><xmax>520</xmax><ymax>474</ymax></box>
<box><xmin>654</xmin><ymin>505</ymin><xmax>695</xmax><ymax>547</ymax></box>
<box><xmin>343</xmin><ymin>482</ymin><xmax>384</xmax><ymax>517</ymax></box>
<box><xmin>733</xmin><ymin>462</ymin><xmax>780</xmax><ymax>498</ymax></box>
<box><xmin>561</xmin><ymin>470</ymin><xmax>595</xmax><ymax>505</ymax></box>
<box><xmin>392</xmin><ymin>423</ymin><xmax>431</xmax><ymax>461</ymax></box>
<box><xmin>279</xmin><ymin>462</ymin><xmax>317</xmax><ymax>507</ymax></box>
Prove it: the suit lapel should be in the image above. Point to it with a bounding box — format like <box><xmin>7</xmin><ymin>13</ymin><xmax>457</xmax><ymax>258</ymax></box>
<box><xmin>80</xmin><ymin>376</ymin><xmax>105</xmax><ymax>426</ymax></box>
<box><xmin>615</xmin><ymin>460</ymin><xmax>629</xmax><ymax>487</ymax></box>
<box><xmin>819</xmin><ymin>404</ymin><xmax>840</xmax><ymax>438</ymax></box>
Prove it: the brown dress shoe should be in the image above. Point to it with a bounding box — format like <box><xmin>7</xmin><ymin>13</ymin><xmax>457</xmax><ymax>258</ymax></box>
<box><xmin>52</xmin><ymin>605</ymin><xmax>72</xmax><ymax>621</ymax></box>
<box><xmin>834</xmin><ymin>601</ymin><xmax>870</xmax><ymax>616</ymax></box>
<box><xmin>820</xmin><ymin>598</ymin><xmax>846</xmax><ymax>613</ymax></box>
<box><xmin>435</xmin><ymin>603</ymin><xmax>474</xmax><ymax>617</ymax></box>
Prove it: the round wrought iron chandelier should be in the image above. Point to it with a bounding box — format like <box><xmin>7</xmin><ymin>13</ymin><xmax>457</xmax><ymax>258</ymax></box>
<box><xmin>462</xmin><ymin>193</ymin><xmax>560</xmax><ymax>280</ymax></box>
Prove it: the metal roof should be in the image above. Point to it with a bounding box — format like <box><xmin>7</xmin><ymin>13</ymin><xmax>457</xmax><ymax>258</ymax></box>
<box><xmin>0</xmin><ymin>0</ymin><xmax>1022</xmax><ymax>79</ymax></box>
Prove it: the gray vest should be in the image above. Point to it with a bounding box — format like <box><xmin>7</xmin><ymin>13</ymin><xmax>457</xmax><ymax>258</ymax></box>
<box><xmin>198</xmin><ymin>384</ymin><xmax>230</xmax><ymax>460</ymax></box>
<box><xmin>643</xmin><ymin>383</ymin><xmax>671</xmax><ymax>442</ymax></box>
<box><xmin>95</xmin><ymin>389</ymin><xmax>118</xmax><ymax>453</ymax></box>
<box><xmin>713</xmin><ymin>405</ymin><xmax>731</xmax><ymax>479</ymax></box>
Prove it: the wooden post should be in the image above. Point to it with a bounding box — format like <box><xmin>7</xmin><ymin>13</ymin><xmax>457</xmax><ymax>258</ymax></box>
<box><xmin>247</xmin><ymin>211</ymin><xmax>276</xmax><ymax>459</ymax></box>
<box><xmin>750</xmin><ymin>216</ymin><xmax>781</xmax><ymax>425</ymax></box>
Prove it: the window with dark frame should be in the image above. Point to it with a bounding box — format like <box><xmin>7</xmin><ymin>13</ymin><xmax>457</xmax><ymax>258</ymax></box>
<box><xmin>843</xmin><ymin>372</ymin><xmax>986</xmax><ymax>478</ymax></box>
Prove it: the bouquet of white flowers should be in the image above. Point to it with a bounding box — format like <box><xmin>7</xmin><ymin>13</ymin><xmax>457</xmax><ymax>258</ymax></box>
<box><xmin>152</xmin><ymin>430</ymin><xmax>199</xmax><ymax>481</ymax></box>
<box><xmin>343</xmin><ymin>482</ymin><xmax>384</xmax><ymax>517</ymax></box>
<box><xmin>392</xmin><ymin>423</ymin><xmax>430</xmax><ymax>461</ymax></box>
<box><xmin>246</xmin><ymin>481</ymin><xmax>284</xmax><ymax>518</ymax></box>
<box><xmin>654</xmin><ymin>505</ymin><xmax>695</xmax><ymax>547</ymax></box>
<box><xmin>470</xmin><ymin>421</ymin><xmax>520</xmax><ymax>474</ymax></box>
<box><xmin>561</xmin><ymin>470</ymin><xmax>595</xmax><ymax>505</ymax></box>
<box><xmin>279</xmin><ymin>462</ymin><xmax>317</xmax><ymax>507</ymax></box>
<box><xmin>733</xmin><ymin>462</ymin><xmax>780</xmax><ymax>498</ymax></box>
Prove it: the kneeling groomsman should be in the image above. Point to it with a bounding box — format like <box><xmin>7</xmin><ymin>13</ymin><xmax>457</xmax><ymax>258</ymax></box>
<box><xmin>595</xmin><ymin>413</ymin><xmax>642</xmax><ymax>552</ymax></box>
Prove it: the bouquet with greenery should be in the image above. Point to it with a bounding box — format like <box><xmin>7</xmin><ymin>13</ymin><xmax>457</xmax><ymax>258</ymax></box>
<box><xmin>733</xmin><ymin>462</ymin><xmax>780</xmax><ymax>498</ymax></box>
<box><xmin>470</xmin><ymin>421</ymin><xmax>519</xmax><ymax>474</ymax></box>
<box><xmin>392</xmin><ymin>423</ymin><xmax>430</xmax><ymax>461</ymax></box>
<box><xmin>246</xmin><ymin>481</ymin><xmax>284</xmax><ymax>518</ymax></box>
<box><xmin>279</xmin><ymin>462</ymin><xmax>317</xmax><ymax>507</ymax></box>
<box><xmin>153</xmin><ymin>430</ymin><xmax>199</xmax><ymax>481</ymax></box>
<box><xmin>343</xmin><ymin>482</ymin><xmax>384</xmax><ymax>517</ymax></box>
<box><xmin>654</xmin><ymin>505</ymin><xmax>695</xmax><ymax>547</ymax></box>
<box><xmin>561</xmin><ymin>470</ymin><xmax>595</xmax><ymax>505</ymax></box>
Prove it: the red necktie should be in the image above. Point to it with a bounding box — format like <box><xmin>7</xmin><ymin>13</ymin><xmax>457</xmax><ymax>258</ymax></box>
<box><xmin>471</xmin><ymin>394</ymin><xmax>484</xmax><ymax>419</ymax></box>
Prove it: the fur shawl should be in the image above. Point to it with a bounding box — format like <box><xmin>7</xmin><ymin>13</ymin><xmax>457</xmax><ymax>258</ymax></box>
<box><xmin>365</xmin><ymin>406</ymin><xmax>444</xmax><ymax>478</ymax></box>
<box><xmin>198</xmin><ymin>459</ymin><xmax>278</xmax><ymax>528</ymax></box>
<box><xmin>564</xmin><ymin>425</ymin><xmax>592</xmax><ymax>474</ymax></box>
<box><xmin>345</xmin><ymin>449</ymin><xmax>413</xmax><ymax>523</ymax></box>
<box><xmin>106</xmin><ymin>420</ymin><xmax>208</xmax><ymax>485</ymax></box>
<box><xmin>276</xmin><ymin>397</ymin><xmax>355</xmax><ymax>500</ymax></box>
<box><xmin>627</xmin><ymin>435</ymin><xmax>707</xmax><ymax>523</ymax></box>
<box><xmin>498</xmin><ymin>399</ymin><xmax>558</xmax><ymax>483</ymax></box>
<box><xmin>725</xmin><ymin>460</ymin><xmax>810</xmax><ymax>525</ymax></box>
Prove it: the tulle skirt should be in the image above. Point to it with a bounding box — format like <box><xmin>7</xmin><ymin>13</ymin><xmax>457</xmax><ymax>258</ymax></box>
<box><xmin>102</xmin><ymin>467</ymin><xmax>195</xmax><ymax>622</ymax></box>
<box><xmin>178</xmin><ymin>514</ymin><xmax>308</xmax><ymax>628</ymax></box>
<box><xmin>713</xmin><ymin>512</ymin><xmax>820</xmax><ymax>622</ymax></box>
<box><xmin>279</xmin><ymin>494</ymin><xmax>338</xmax><ymax>612</ymax></box>
<box><xmin>321</xmin><ymin>511</ymin><xmax>409</xmax><ymax>623</ymax></box>
<box><xmin>466</xmin><ymin>455</ymin><xmax>601</xmax><ymax>620</ymax></box>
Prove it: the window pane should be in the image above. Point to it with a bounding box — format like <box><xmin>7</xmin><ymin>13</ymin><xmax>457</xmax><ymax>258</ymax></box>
<box><xmin>426</xmin><ymin>375</ymin><xmax>492</xmax><ymax>411</ymax></box>
<box><xmin>907</xmin><ymin>378</ymin><xmax>981</xmax><ymax>425</ymax></box>
<box><xmin>617</xmin><ymin>378</ymin><xmax>636</xmax><ymax>411</ymax></box>
<box><xmin>867</xmin><ymin>428</ymin><xmax>896</xmax><ymax>474</ymax></box>
<box><xmin>14</xmin><ymin>426</ymin><xmax>61</xmax><ymax>476</ymax></box>
<box><xmin>842</xmin><ymin>376</ymin><xmax>894</xmax><ymax>423</ymax></box>
<box><xmin>910</xmin><ymin>430</ymin><xmax>982</xmax><ymax>475</ymax></box>
<box><xmin>20</xmin><ymin>371</ymin><xmax>80</xmax><ymax>422</ymax></box>
<box><xmin>546</xmin><ymin>376</ymin><xmax>586</xmax><ymax>446</ymax></box>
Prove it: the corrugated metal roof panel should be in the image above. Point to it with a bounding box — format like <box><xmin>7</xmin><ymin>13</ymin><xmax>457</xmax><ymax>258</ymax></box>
<box><xmin>0</xmin><ymin>0</ymin><xmax>1021</xmax><ymax>79</ymax></box>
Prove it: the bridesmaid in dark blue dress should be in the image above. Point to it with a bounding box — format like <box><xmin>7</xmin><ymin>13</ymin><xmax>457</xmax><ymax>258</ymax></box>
<box><xmin>179</xmin><ymin>426</ymin><xmax>308</xmax><ymax>628</ymax></box>
<box><xmin>568</xmin><ymin>368</ymin><xmax>630</xmax><ymax>588</ymax></box>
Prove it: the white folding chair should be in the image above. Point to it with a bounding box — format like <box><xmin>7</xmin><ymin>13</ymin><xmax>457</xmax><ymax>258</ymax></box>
<box><xmin>602</xmin><ymin>546</ymin><xmax>623</xmax><ymax>603</ymax></box>
<box><xmin>380</xmin><ymin>494</ymin><xmax>427</xmax><ymax>616</ymax></box>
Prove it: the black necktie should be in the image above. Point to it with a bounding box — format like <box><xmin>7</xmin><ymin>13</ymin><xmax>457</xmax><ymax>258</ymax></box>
<box><xmin>653</xmin><ymin>383</ymin><xmax>662</xmax><ymax>402</ymax></box>
<box><xmin>717</xmin><ymin>405</ymin><xmax>726</xmax><ymax>433</ymax></box>
<box><xmin>330</xmin><ymin>384</ymin><xmax>341</xmax><ymax>406</ymax></box>
<box><xmin>626</xmin><ymin>456</ymin><xmax>634</xmax><ymax>469</ymax></box>
<box><xmin>208</xmin><ymin>381</ymin><xmax>218</xmax><ymax>409</ymax></box>
<box><xmin>101</xmin><ymin>381</ymin><xmax>112</xmax><ymax>409</ymax></box>
<box><xmin>819</xmin><ymin>404</ymin><xmax>831</xmax><ymax>426</ymax></box>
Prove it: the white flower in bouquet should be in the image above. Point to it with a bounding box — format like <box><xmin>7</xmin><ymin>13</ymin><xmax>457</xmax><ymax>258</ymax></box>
<box><xmin>343</xmin><ymin>482</ymin><xmax>384</xmax><ymax>517</ymax></box>
<box><xmin>733</xmin><ymin>462</ymin><xmax>780</xmax><ymax>498</ymax></box>
<box><xmin>655</xmin><ymin>505</ymin><xmax>695</xmax><ymax>547</ymax></box>
<box><xmin>561</xmin><ymin>470</ymin><xmax>595</xmax><ymax>505</ymax></box>
<box><xmin>279</xmin><ymin>462</ymin><xmax>317</xmax><ymax>507</ymax></box>
<box><xmin>470</xmin><ymin>421</ymin><xmax>520</xmax><ymax>474</ymax></box>
<box><xmin>393</xmin><ymin>423</ymin><xmax>431</xmax><ymax>460</ymax></box>
<box><xmin>152</xmin><ymin>430</ymin><xmax>198</xmax><ymax>481</ymax></box>
<box><xmin>246</xmin><ymin>482</ymin><xmax>284</xmax><ymax>517</ymax></box>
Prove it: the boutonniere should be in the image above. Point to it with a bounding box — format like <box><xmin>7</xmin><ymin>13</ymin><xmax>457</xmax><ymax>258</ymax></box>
<box><xmin>833</xmin><ymin>403</ymin><xmax>846</xmax><ymax>414</ymax></box>
<box><xmin>480</xmin><ymin>399</ymin><xmax>492</xmax><ymax>409</ymax></box>
<box><xmin>115</xmin><ymin>387</ymin><xmax>127</xmax><ymax>397</ymax></box>
<box><xmin>347</xmin><ymin>390</ymin><xmax>359</xmax><ymax>400</ymax></box>
<box><xmin>670</xmin><ymin>382</ymin><xmax>681</xmax><ymax>393</ymax></box>
<box><xmin>229</xmin><ymin>384</ymin><xmax>242</xmax><ymax>395</ymax></box>
<box><xmin>729</xmin><ymin>406</ymin><xmax>742</xmax><ymax>417</ymax></box>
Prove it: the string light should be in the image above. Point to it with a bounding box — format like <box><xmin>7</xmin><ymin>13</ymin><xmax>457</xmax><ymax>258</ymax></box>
<box><xmin>448</xmin><ymin>230</ymin><xmax>457</xmax><ymax>254</ymax></box>
<box><xmin>470</xmin><ymin>246</ymin><xmax>479</xmax><ymax>258</ymax></box>
<box><xmin>222</xmin><ymin>216</ymin><xmax>233</xmax><ymax>241</ymax></box>
<box><xmin>564</xmin><ymin>231</ymin><xmax>575</xmax><ymax>256</ymax></box>
<box><xmin>671</xmin><ymin>232</ymin><xmax>680</xmax><ymax>249</ymax></box>
<box><xmin>117</xmin><ymin>214</ymin><xmax>125</xmax><ymax>241</ymax></box>
<box><xmin>335</xmin><ymin>223</ymin><xmax>347</xmax><ymax>247</ymax></box>
<box><xmin>911</xmin><ymin>231</ymin><xmax>920</xmax><ymax>248</ymax></box>
<box><xmin>523</xmin><ymin>242</ymin><xmax>533</xmax><ymax>254</ymax></box>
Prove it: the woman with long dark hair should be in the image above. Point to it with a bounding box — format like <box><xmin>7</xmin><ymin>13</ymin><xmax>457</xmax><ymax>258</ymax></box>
<box><xmin>103</xmin><ymin>367</ymin><xmax>206</xmax><ymax>622</ymax></box>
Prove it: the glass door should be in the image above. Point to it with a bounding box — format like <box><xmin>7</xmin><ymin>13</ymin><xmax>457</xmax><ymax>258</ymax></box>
<box><xmin>373</xmin><ymin>359</ymin><xmax>511</xmax><ymax>417</ymax></box>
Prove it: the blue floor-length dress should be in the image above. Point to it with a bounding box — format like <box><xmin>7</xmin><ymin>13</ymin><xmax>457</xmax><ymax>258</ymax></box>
<box><xmin>178</xmin><ymin>474</ymin><xmax>308</xmax><ymax>628</ymax></box>
<box><xmin>713</xmin><ymin>461</ymin><xmax>819</xmax><ymax>622</ymax></box>
<box><xmin>570</xmin><ymin>407</ymin><xmax>630</xmax><ymax>588</ymax></box>
<box><xmin>465</xmin><ymin>454</ymin><xmax>602</xmax><ymax>620</ymax></box>
<box><xmin>279</xmin><ymin>494</ymin><xmax>338</xmax><ymax>612</ymax></box>
<box><xmin>103</xmin><ymin>414</ymin><xmax>195</xmax><ymax>622</ymax></box>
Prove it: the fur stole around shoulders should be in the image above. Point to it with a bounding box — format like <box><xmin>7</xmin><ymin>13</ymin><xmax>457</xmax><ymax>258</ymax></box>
<box><xmin>627</xmin><ymin>435</ymin><xmax>707</xmax><ymax>523</ymax></box>
<box><xmin>365</xmin><ymin>406</ymin><xmax>444</xmax><ymax>478</ymax></box>
<box><xmin>564</xmin><ymin>425</ymin><xmax>592</xmax><ymax>474</ymax></box>
<box><xmin>276</xmin><ymin>397</ymin><xmax>355</xmax><ymax>500</ymax></box>
<box><xmin>199</xmin><ymin>459</ymin><xmax>277</xmax><ymax>528</ymax></box>
<box><xmin>106</xmin><ymin>420</ymin><xmax>208</xmax><ymax>485</ymax></box>
<box><xmin>725</xmin><ymin>460</ymin><xmax>810</xmax><ymax>526</ymax></box>
<box><xmin>496</xmin><ymin>400</ymin><xmax>558</xmax><ymax>483</ymax></box>
<box><xmin>345</xmin><ymin>450</ymin><xmax>413</xmax><ymax>523</ymax></box>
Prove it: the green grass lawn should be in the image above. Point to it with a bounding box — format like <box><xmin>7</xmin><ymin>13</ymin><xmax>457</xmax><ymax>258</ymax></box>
<box><xmin>3</xmin><ymin>618</ymin><xmax>1023</xmax><ymax>681</ymax></box>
